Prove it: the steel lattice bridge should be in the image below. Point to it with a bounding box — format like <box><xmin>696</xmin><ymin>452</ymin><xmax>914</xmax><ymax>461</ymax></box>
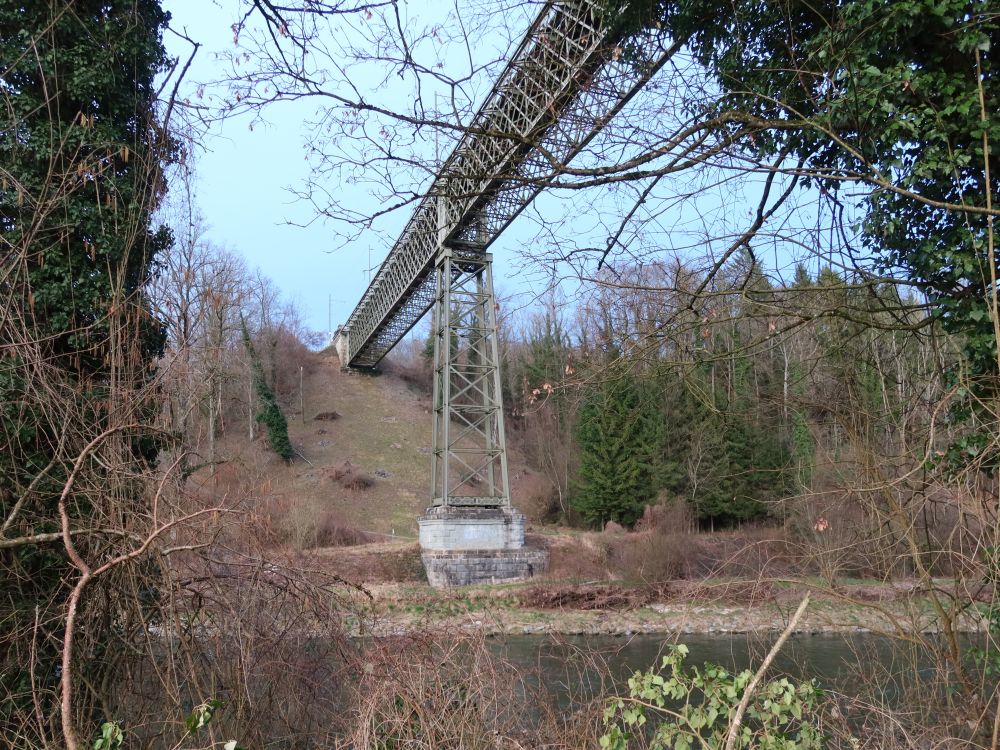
<box><xmin>335</xmin><ymin>0</ymin><xmax>677</xmax><ymax>511</ymax></box>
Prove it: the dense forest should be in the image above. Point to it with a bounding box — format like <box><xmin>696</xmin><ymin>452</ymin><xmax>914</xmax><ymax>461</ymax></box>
<box><xmin>501</xmin><ymin>259</ymin><xmax>949</xmax><ymax>532</ymax></box>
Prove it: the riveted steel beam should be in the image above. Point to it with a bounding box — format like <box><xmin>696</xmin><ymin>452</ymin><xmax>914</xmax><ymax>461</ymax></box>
<box><xmin>430</xmin><ymin>248</ymin><xmax>510</xmax><ymax>507</ymax></box>
<box><xmin>341</xmin><ymin>0</ymin><xmax>677</xmax><ymax>369</ymax></box>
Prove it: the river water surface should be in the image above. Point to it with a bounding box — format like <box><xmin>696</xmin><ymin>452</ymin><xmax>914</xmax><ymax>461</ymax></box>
<box><xmin>490</xmin><ymin>632</ymin><xmax>966</xmax><ymax>704</ymax></box>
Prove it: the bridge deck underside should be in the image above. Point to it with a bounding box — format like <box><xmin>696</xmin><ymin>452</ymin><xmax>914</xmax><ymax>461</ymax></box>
<box><xmin>344</xmin><ymin>0</ymin><xmax>676</xmax><ymax>369</ymax></box>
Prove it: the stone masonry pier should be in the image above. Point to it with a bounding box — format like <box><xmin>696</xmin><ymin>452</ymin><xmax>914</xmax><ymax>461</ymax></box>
<box><xmin>418</xmin><ymin>506</ymin><xmax>548</xmax><ymax>587</ymax></box>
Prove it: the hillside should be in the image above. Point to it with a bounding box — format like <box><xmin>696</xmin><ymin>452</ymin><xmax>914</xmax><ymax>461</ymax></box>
<box><xmin>198</xmin><ymin>346</ymin><xmax>549</xmax><ymax>539</ymax></box>
<box><xmin>198</xmin><ymin>348</ymin><xmax>443</xmax><ymax>540</ymax></box>
<box><xmin>183</xmin><ymin>344</ymin><xmax>945</xmax><ymax>637</ymax></box>
<box><xmin>285</xmin><ymin>349</ymin><xmax>435</xmax><ymax>536</ymax></box>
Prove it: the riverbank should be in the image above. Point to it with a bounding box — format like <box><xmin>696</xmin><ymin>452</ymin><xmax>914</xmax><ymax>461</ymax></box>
<box><xmin>307</xmin><ymin>538</ymin><xmax>985</xmax><ymax>638</ymax></box>
<box><xmin>345</xmin><ymin>579</ymin><xmax>985</xmax><ymax>638</ymax></box>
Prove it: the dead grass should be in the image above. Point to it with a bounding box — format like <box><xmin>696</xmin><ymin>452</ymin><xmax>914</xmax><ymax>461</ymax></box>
<box><xmin>199</xmin><ymin>351</ymin><xmax>441</xmax><ymax>536</ymax></box>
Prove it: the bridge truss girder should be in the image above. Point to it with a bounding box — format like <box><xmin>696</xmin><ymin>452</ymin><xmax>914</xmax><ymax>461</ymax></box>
<box><xmin>341</xmin><ymin>0</ymin><xmax>677</xmax><ymax>369</ymax></box>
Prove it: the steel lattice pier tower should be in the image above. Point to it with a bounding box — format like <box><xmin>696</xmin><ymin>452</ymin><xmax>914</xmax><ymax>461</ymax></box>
<box><xmin>430</xmin><ymin>245</ymin><xmax>510</xmax><ymax>508</ymax></box>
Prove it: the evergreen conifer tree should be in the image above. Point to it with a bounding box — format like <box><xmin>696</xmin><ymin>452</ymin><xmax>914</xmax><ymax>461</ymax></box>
<box><xmin>573</xmin><ymin>374</ymin><xmax>663</xmax><ymax>527</ymax></box>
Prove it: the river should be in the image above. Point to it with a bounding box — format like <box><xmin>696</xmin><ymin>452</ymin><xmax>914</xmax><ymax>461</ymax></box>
<box><xmin>491</xmin><ymin>632</ymin><xmax>968</xmax><ymax>705</ymax></box>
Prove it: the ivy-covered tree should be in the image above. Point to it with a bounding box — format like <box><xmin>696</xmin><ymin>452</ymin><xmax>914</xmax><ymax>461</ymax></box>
<box><xmin>0</xmin><ymin>0</ymin><xmax>173</xmax><ymax>743</ymax></box>
<box><xmin>241</xmin><ymin>319</ymin><xmax>295</xmax><ymax>462</ymax></box>
<box><xmin>573</xmin><ymin>373</ymin><xmax>663</xmax><ymax>527</ymax></box>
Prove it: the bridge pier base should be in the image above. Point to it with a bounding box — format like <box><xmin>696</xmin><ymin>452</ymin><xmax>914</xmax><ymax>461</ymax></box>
<box><xmin>418</xmin><ymin>506</ymin><xmax>548</xmax><ymax>587</ymax></box>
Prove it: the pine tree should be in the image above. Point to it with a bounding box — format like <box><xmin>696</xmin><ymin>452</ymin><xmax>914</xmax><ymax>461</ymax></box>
<box><xmin>573</xmin><ymin>374</ymin><xmax>663</xmax><ymax>527</ymax></box>
<box><xmin>659</xmin><ymin>373</ymin><xmax>783</xmax><ymax>526</ymax></box>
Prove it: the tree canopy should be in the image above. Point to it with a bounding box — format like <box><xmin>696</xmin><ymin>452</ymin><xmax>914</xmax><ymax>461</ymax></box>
<box><xmin>606</xmin><ymin>0</ymin><xmax>999</xmax><ymax>466</ymax></box>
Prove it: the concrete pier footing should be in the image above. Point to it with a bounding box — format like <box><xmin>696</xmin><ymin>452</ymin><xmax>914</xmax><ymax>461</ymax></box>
<box><xmin>418</xmin><ymin>506</ymin><xmax>548</xmax><ymax>587</ymax></box>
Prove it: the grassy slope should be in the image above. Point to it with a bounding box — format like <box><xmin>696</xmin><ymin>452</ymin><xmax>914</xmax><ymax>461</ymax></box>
<box><xmin>286</xmin><ymin>349</ymin><xmax>433</xmax><ymax>536</ymax></box>
<box><xmin>203</xmin><ymin>346</ymin><xmax>544</xmax><ymax>541</ymax></box>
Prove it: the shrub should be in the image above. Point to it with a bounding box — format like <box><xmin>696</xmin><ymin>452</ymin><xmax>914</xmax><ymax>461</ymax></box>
<box><xmin>600</xmin><ymin>644</ymin><xmax>827</xmax><ymax>750</ymax></box>
<box><xmin>258</xmin><ymin>497</ymin><xmax>371</xmax><ymax>549</ymax></box>
<box><xmin>517</xmin><ymin>471</ymin><xmax>561</xmax><ymax>523</ymax></box>
<box><xmin>382</xmin><ymin>341</ymin><xmax>433</xmax><ymax>392</ymax></box>
<box><xmin>636</xmin><ymin>498</ymin><xmax>697</xmax><ymax>534</ymax></box>
<box><xmin>311</xmin><ymin>510</ymin><xmax>372</xmax><ymax>547</ymax></box>
<box><xmin>330</xmin><ymin>460</ymin><xmax>375</xmax><ymax>491</ymax></box>
<box><xmin>345</xmin><ymin>633</ymin><xmax>526</xmax><ymax>748</ymax></box>
<box><xmin>341</xmin><ymin>473</ymin><xmax>375</xmax><ymax>492</ymax></box>
<box><xmin>331</xmin><ymin>460</ymin><xmax>355</xmax><ymax>481</ymax></box>
<box><xmin>519</xmin><ymin>584</ymin><xmax>654</xmax><ymax>610</ymax></box>
<box><xmin>613</xmin><ymin>527</ymin><xmax>699</xmax><ymax>582</ymax></box>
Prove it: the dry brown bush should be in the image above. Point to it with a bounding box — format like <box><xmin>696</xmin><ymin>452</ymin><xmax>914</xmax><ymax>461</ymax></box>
<box><xmin>327</xmin><ymin>459</ymin><xmax>376</xmax><ymax>491</ymax></box>
<box><xmin>265</xmin><ymin>326</ymin><xmax>321</xmax><ymax>403</ymax></box>
<box><xmin>253</xmin><ymin>493</ymin><xmax>295</xmax><ymax>546</ymax></box>
<box><xmin>600</xmin><ymin>502</ymin><xmax>703</xmax><ymax>581</ymax></box>
<box><xmin>544</xmin><ymin>518</ymin><xmax>792</xmax><ymax>585</ymax></box>
<box><xmin>342</xmin><ymin>472</ymin><xmax>375</xmax><ymax>491</ymax></box>
<box><xmin>519</xmin><ymin>583</ymin><xmax>655</xmax><ymax>610</ymax></box>
<box><xmin>344</xmin><ymin>632</ymin><xmax>531</xmax><ymax>748</ymax></box>
<box><xmin>111</xmin><ymin>539</ymin><xmax>364</xmax><ymax>748</ymax></box>
<box><xmin>310</xmin><ymin>543</ymin><xmax>428</xmax><ymax>583</ymax></box>
<box><xmin>786</xmin><ymin>492</ymin><xmax>904</xmax><ymax>581</ymax></box>
<box><xmin>342</xmin><ymin>630</ymin><xmax>606</xmax><ymax>748</ymax></box>
<box><xmin>255</xmin><ymin>494</ymin><xmax>372</xmax><ymax>549</ymax></box>
<box><xmin>330</xmin><ymin>460</ymin><xmax>355</xmax><ymax>480</ymax></box>
<box><xmin>686</xmin><ymin>527</ymin><xmax>792</xmax><ymax>579</ymax></box>
<box><xmin>311</xmin><ymin>509</ymin><xmax>373</xmax><ymax>546</ymax></box>
<box><xmin>612</xmin><ymin>527</ymin><xmax>700</xmax><ymax>581</ymax></box>
<box><xmin>678</xmin><ymin>578</ymin><xmax>776</xmax><ymax>605</ymax></box>
<box><xmin>516</xmin><ymin>470</ymin><xmax>561</xmax><ymax>522</ymax></box>
<box><xmin>635</xmin><ymin>497</ymin><xmax>698</xmax><ymax>533</ymax></box>
<box><xmin>381</xmin><ymin>340</ymin><xmax>433</xmax><ymax>392</ymax></box>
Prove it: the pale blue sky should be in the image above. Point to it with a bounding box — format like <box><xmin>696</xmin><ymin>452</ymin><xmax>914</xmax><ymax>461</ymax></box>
<box><xmin>161</xmin><ymin>0</ymin><xmax>551</xmax><ymax>337</ymax></box>
<box><xmin>159</xmin><ymin>1</ymin><xmax>825</xmax><ymax>340</ymax></box>
<box><xmin>163</xmin><ymin>0</ymin><xmax>372</xmax><ymax>334</ymax></box>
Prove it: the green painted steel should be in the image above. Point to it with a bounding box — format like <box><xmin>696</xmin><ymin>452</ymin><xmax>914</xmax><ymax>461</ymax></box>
<box><xmin>339</xmin><ymin>0</ymin><xmax>679</xmax><ymax>508</ymax></box>
<box><xmin>430</xmin><ymin>248</ymin><xmax>510</xmax><ymax>507</ymax></box>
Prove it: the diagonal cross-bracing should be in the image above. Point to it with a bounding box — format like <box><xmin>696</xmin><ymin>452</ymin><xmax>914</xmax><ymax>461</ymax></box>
<box><xmin>429</xmin><ymin>248</ymin><xmax>510</xmax><ymax>507</ymax></box>
<box><xmin>339</xmin><ymin>0</ymin><xmax>678</xmax><ymax>369</ymax></box>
